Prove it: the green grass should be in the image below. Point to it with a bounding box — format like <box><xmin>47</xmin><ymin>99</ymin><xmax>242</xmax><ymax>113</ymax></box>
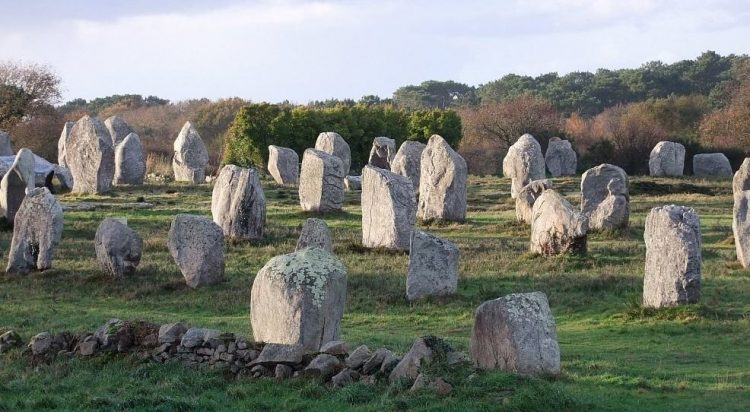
<box><xmin>0</xmin><ymin>175</ymin><xmax>749</xmax><ymax>411</ymax></box>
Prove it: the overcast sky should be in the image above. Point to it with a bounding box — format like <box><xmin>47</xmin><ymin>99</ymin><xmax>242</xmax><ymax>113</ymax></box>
<box><xmin>1</xmin><ymin>0</ymin><xmax>748</xmax><ymax>104</ymax></box>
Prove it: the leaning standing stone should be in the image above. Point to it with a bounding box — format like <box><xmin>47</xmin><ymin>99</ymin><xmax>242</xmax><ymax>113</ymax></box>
<box><xmin>95</xmin><ymin>218</ymin><xmax>143</xmax><ymax>279</ymax></box>
<box><xmin>0</xmin><ymin>148</ymin><xmax>35</xmax><ymax>224</ymax></box>
<box><xmin>368</xmin><ymin>137</ymin><xmax>396</xmax><ymax>170</ymax></box>
<box><xmin>693</xmin><ymin>153</ymin><xmax>732</xmax><ymax>177</ymax></box>
<box><xmin>417</xmin><ymin>135</ymin><xmax>467</xmax><ymax>222</ymax></box>
<box><xmin>581</xmin><ymin>163</ymin><xmax>629</xmax><ymax>230</ymax></box>
<box><xmin>406</xmin><ymin>230</ymin><xmax>459</xmax><ymax>301</ymax></box>
<box><xmin>515</xmin><ymin>179</ymin><xmax>552</xmax><ymax>224</ymax></box>
<box><xmin>250</xmin><ymin>248</ymin><xmax>347</xmax><ymax>351</ymax></box>
<box><xmin>299</xmin><ymin>149</ymin><xmax>344</xmax><ymax>212</ymax></box>
<box><xmin>167</xmin><ymin>214</ymin><xmax>225</xmax><ymax>288</ymax></box>
<box><xmin>211</xmin><ymin>165</ymin><xmax>266</xmax><ymax>240</ymax></box>
<box><xmin>114</xmin><ymin>133</ymin><xmax>146</xmax><ymax>185</ymax></box>
<box><xmin>315</xmin><ymin>132</ymin><xmax>351</xmax><ymax>176</ymax></box>
<box><xmin>530</xmin><ymin>189</ymin><xmax>587</xmax><ymax>255</ymax></box>
<box><xmin>296</xmin><ymin>218</ymin><xmax>333</xmax><ymax>252</ymax></box>
<box><xmin>267</xmin><ymin>145</ymin><xmax>299</xmax><ymax>186</ymax></box>
<box><xmin>643</xmin><ymin>205</ymin><xmax>701</xmax><ymax>308</ymax></box>
<box><xmin>649</xmin><ymin>141</ymin><xmax>685</xmax><ymax>176</ymax></box>
<box><xmin>361</xmin><ymin>166</ymin><xmax>415</xmax><ymax>250</ymax></box>
<box><xmin>66</xmin><ymin>115</ymin><xmax>115</xmax><ymax>194</ymax></box>
<box><xmin>470</xmin><ymin>292</ymin><xmax>560</xmax><ymax>376</ymax></box>
<box><xmin>503</xmin><ymin>134</ymin><xmax>545</xmax><ymax>198</ymax></box>
<box><xmin>391</xmin><ymin>140</ymin><xmax>425</xmax><ymax>196</ymax></box>
<box><xmin>544</xmin><ymin>137</ymin><xmax>577</xmax><ymax>177</ymax></box>
<box><xmin>104</xmin><ymin>114</ymin><xmax>134</xmax><ymax>147</ymax></box>
<box><xmin>172</xmin><ymin>121</ymin><xmax>209</xmax><ymax>183</ymax></box>
<box><xmin>57</xmin><ymin>121</ymin><xmax>75</xmax><ymax>167</ymax></box>
<box><xmin>6</xmin><ymin>188</ymin><xmax>63</xmax><ymax>274</ymax></box>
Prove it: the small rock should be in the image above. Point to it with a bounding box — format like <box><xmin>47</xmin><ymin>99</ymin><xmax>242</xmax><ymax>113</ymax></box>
<box><xmin>159</xmin><ymin>323</ymin><xmax>188</xmax><ymax>345</ymax></box>
<box><xmin>252</xmin><ymin>343</ymin><xmax>308</xmax><ymax>367</ymax></box>
<box><xmin>346</xmin><ymin>345</ymin><xmax>371</xmax><ymax>369</ymax></box>
<box><xmin>275</xmin><ymin>364</ymin><xmax>294</xmax><ymax>380</ymax></box>
<box><xmin>320</xmin><ymin>340</ymin><xmax>349</xmax><ymax>356</ymax></box>
<box><xmin>447</xmin><ymin>351</ymin><xmax>469</xmax><ymax>365</ymax></box>
<box><xmin>388</xmin><ymin>337</ymin><xmax>434</xmax><ymax>383</ymax></box>
<box><xmin>30</xmin><ymin>332</ymin><xmax>53</xmax><ymax>355</ymax></box>
<box><xmin>303</xmin><ymin>353</ymin><xmax>343</xmax><ymax>381</ymax></box>
<box><xmin>79</xmin><ymin>340</ymin><xmax>98</xmax><ymax>356</ymax></box>
<box><xmin>251</xmin><ymin>365</ymin><xmax>269</xmax><ymax>378</ymax></box>
<box><xmin>331</xmin><ymin>368</ymin><xmax>359</xmax><ymax>388</ymax></box>
<box><xmin>362</xmin><ymin>347</ymin><xmax>392</xmax><ymax>375</ymax></box>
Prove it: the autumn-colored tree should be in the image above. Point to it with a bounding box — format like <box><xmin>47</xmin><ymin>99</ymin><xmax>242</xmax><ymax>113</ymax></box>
<box><xmin>700</xmin><ymin>60</ymin><xmax>750</xmax><ymax>150</ymax></box>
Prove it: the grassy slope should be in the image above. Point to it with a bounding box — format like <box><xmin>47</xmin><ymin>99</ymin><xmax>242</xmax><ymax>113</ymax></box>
<box><xmin>0</xmin><ymin>176</ymin><xmax>748</xmax><ymax>411</ymax></box>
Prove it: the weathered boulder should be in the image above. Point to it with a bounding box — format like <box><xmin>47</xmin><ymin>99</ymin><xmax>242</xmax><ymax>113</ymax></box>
<box><xmin>250</xmin><ymin>247</ymin><xmax>346</xmax><ymax>351</ymax></box>
<box><xmin>368</xmin><ymin>136</ymin><xmax>396</xmax><ymax>169</ymax></box>
<box><xmin>693</xmin><ymin>153</ymin><xmax>732</xmax><ymax>177</ymax></box>
<box><xmin>295</xmin><ymin>218</ymin><xmax>333</xmax><ymax>252</ymax></box>
<box><xmin>643</xmin><ymin>205</ymin><xmax>701</xmax><ymax>308</ymax></box>
<box><xmin>530</xmin><ymin>189</ymin><xmax>587</xmax><ymax>255</ymax></box>
<box><xmin>344</xmin><ymin>175</ymin><xmax>361</xmax><ymax>191</ymax></box>
<box><xmin>417</xmin><ymin>135</ymin><xmax>467</xmax><ymax>222</ymax></box>
<box><xmin>211</xmin><ymin>165</ymin><xmax>266</xmax><ymax>240</ymax></box>
<box><xmin>104</xmin><ymin>114</ymin><xmax>134</xmax><ymax>147</ymax></box>
<box><xmin>391</xmin><ymin>140</ymin><xmax>425</xmax><ymax>196</ymax></box>
<box><xmin>267</xmin><ymin>145</ymin><xmax>299</xmax><ymax>186</ymax></box>
<box><xmin>581</xmin><ymin>163</ymin><xmax>629</xmax><ymax>230</ymax></box>
<box><xmin>158</xmin><ymin>322</ymin><xmax>187</xmax><ymax>345</ymax></box>
<box><xmin>544</xmin><ymin>137</ymin><xmax>576</xmax><ymax>176</ymax></box>
<box><xmin>299</xmin><ymin>149</ymin><xmax>344</xmax><ymax>212</ymax></box>
<box><xmin>649</xmin><ymin>141</ymin><xmax>685</xmax><ymax>176</ymax></box>
<box><xmin>95</xmin><ymin>218</ymin><xmax>143</xmax><ymax>279</ymax></box>
<box><xmin>167</xmin><ymin>214</ymin><xmax>225</xmax><ymax>288</ymax></box>
<box><xmin>361</xmin><ymin>166</ymin><xmax>415</xmax><ymax>250</ymax></box>
<box><xmin>303</xmin><ymin>353</ymin><xmax>343</xmax><ymax>381</ymax></box>
<box><xmin>57</xmin><ymin>121</ymin><xmax>74</xmax><ymax>166</ymax></box>
<box><xmin>114</xmin><ymin>133</ymin><xmax>146</xmax><ymax>185</ymax></box>
<box><xmin>346</xmin><ymin>345</ymin><xmax>371</xmax><ymax>369</ymax></box>
<box><xmin>470</xmin><ymin>292</ymin><xmax>560</xmax><ymax>376</ymax></box>
<box><xmin>503</xmin><ymin>134</ymin><xmax>545</xmax><ymax>198</ymax></box>
<box><xmin>172</xmin><ymin>121</ymin><xmax>208</xmax><ymax>183</ymax></box>
<box><xmin>0</xmin><ymin>148</ymin><xmax>35</xmax><ymax>224</ymax></box>
<box><xmin>406</xmin><ymin>230</ymin><xmax>459</xmax><ymax>301</ymax></box>
<box><xmin>315</xmin><ymin>132</ymin><xmax>351</xmax><ymax>176</ymax></box>
<box><xmin>66</xmin><ymin>115</ymin><xmax>115</xmax><ymax>194</ymax></box>
<box><xmin>733</xmin><ymin>191</ymin><xmax>750</xmax><ymax>268</ymax></box>
<box><xmin>0</xmin><ymin>131</ymin><xmax>14</xmax><ymax>156</ymax></box>
<box><xmin>6</xmin><ymin>188</ymin><xmax>63</xmax><ymax>274</ymax></box>
<box><xmin>515</xmin><ymin>179</ymin><xmax>552</xmax><ymax>224</ymax></box>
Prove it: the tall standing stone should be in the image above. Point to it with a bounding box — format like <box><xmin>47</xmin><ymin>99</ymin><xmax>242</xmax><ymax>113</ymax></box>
<box><xmin>693</xmin><ymin>153</ymin><xmax>732</xmax><ymax>177</ymax></box>
<box><xmin>391</xmin><ymin>140</ymin><xmax>425</xmax><ymax>197</ymax></box>
<box><xmin>6</xmin><ymin>188</ymin><xmax>63</xmax><ymax>274</ymax></box>
<box><xmin>114</xmin><ymin>133</ymin><xmax>146</xmax><ymax>185</ymax></box>
<box><xmin>167</xmin><ymin>214</ymin><xmax>225</xmax><ymax>288</ymax></box>
<box><xmin>296</xmin><ymin>218</ymin><xmax>333</xmax><ymax>252</ymax></box>
<box><xmin>530</xmin><ymin>189</ymin><xmax>587</xmax><ymax>255</ymax></box>
<box><xmin>643</xmin><ymin>205</ymin><xmax>701</xmax><ymax>308</ymax></box>
<box><xmin>733</xmin><ymin>191</ymin><xmax>750</xmax><ymax>268</ymax></box>
<box><xmin>104</xmin><ymin>114</ymin><xmax>134</xmax><ymax>147</ymax></box>
<box><xmin>95</xmin><ymin>218</ymin><xmax>143</xmax><ymax>279</ymax></box>
<box><xmin>368</xmin><ymin>137</ymin><xmax>396</xmax><ymax>170</ymax></box>
<box><xmin>406</xmin><ymin>230</ymin><xmax>459</xmax><ymax>301</ymax></box>
<box><xmin>544</xmin><ymin>137</ymin><xmax>577</xmax><ymax>177</ymax></box>
<box><xmin>315</xmin><ymin>132</ymin><xmax>351</xmax><ymax>176</ymax></box>
<box><xmin>299</xmin><ymin>149</ymin><xmax>344</xmax><ymax>212</ymax></box>
<box><xmin>503</xmin><ymin>134</ymin><xmax>545</xmax><ymax>198</ymax></box>
<box><xmin>66</xmin><ymin>115</ymin><xmax>115</xmax><ymax>194</ymax></box>
<box><xmin>172</xmin><ymin>121</ymin><xmax>208</xmax><ymax>183</ymax></box>
<box><xmin>0</xmin><ymin>148</ymin><xmax>35</xmax><ymax>224</ymax></box>
<box><xmin>515</xmin><ymin>179</ymin><xmax>552</xmax><ymax>224</ymax></box>
<box><xmin>361</xmin><ymin>166</ymin><xmax>415</xmax><ymax>250</ymax></box>
<box><xmin>649</xmin><ymin>141</ymin><xmax>685</xmax><ymax>176</ymax></box>
<box><xmin>267</xmin><ymin>145</ymin><xmax>299</xmax><ymax>186</ymax></box>
<box><xmin>470</xmin><ymin>292</ymin><xmax>560</xmax><ymax>376</ymax></box>
<box><xmin>581</xmin><ymin>163</ymin><xmax>629</xmax><ymax>230</ymax></box>
<box><xmin>250</xmin><ymin>248</ymin><xmax>347</xmax><ymax>351</ymax></box>
<box><xmin>211</xmin><ymin>165</ymin><xmax>266</xmax><ymax>241</ymax></box>
<box><xmin>57</xmin><ymin>121</ymin><xmax>74</xmax><ymax>167</ymax></box>
<box><xmin>417</xmin><ymin>135</ymin><xmax>467</xmax><ymax>222</ymax></box>
<box><xmin>732</xmin><ymin>158</ymin><xmax>750</xmax><ymax>197</ymax></box>
<box><xmin>0</xmin><ymin>131</ymin><xmax>15</xmax><ymax>156</ymax></box>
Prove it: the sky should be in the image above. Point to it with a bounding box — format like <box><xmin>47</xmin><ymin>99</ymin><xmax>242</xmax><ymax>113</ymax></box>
<box><xmin>0</xmin><ymin>0</ymin><xmax>748</xmax><ymax>104</ymax></box>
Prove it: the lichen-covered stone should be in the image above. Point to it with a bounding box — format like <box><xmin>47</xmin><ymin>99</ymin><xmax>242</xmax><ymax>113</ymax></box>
<box><xmin>693</xmin><ymin>153</ymin><xmax>732</xmax><ymax>177</ymax></box>
<box><xmin>250</xmin><ymin>248</ymin><xmax>346</xmax><ymax>351</ymax></box>
<box><xmin>104</xmin><ymin>114</ymin><xmax>134</xmax><ymax>147</ymax></box>
<box><xmin>95</xmin><ymin>218</ymin><xmax>143</xmax><ymax>279</ymax></box>
<box><xmin>57</xmin><ymin>121</ymin><xmax>74</xmax><ymax>167</ymax></box>
<box><xmin>361</xmin><ymin>166</ymin><xmax>415</xmax><ymax>250</ymax></box>
<box><xmin>544</xmin><ymin>137</ymin><xmax>576</xmax><ymax>177</ymax></box>
<box><xmin>315</xmin><ymin>132</ymin><xmax>351</xmax><ymax>176</ymax></box>
<box><xmin>299</xmin><ymin>149</ymin><xmax>344</xmax><ymax>212</ymax></box>
<box><xmin>211</xmin><ymin>165</ymin><xmax>266</xmax><ymax>240</ymax></box>
<box><xmin>391</xmin><ymin>140</ymin><xmax>425</xmax><ymax>196</ymax></box>
<box><xmin>649</xmin><ymin>141</ymin><xmax>685</xmax><ymax>176</ymax></box>
<box><xmin>67</xmin><ymin>115</ymin><xmax>115</xmax><ymax>194</ymax></box>
<box><xmin>368</xmin><ymin>136</ymin><xmax>396</xmax><ymax>169</ymax></box>
<box><xmin>406</xmin><ymin>230</ymin><xmax>459</xmax><ymax>301</ymax></box>
<box><xmin>503</xmin><ymin>134</ymin><xmax>545</xmax><ymax>198</ymax></box>
<box><xmin>417</xmin><ymin>135</ymin><xmax>467</xmax><ymax>222</ymax></box>
<box><xmin>6</xmin><ymin>188</ymin><xmax>63</xmax><ymax>274</ymax></box>
<box><xmin>114</xmin><ymin>133</ymin><xmax>146</xmax><ymax>185</ymax></box>
<box><xmin>530</xmin><ymin>189</ymin><xmax>587</xmax><ymax>255</ymax></box>
<box><xmin>581</xmin><ymin>163</ymin><xmax>629</xmax><ymax>230</ymax></box>
<box><xmin>515</xmin><ymin>179</ymin><xmax>552</xmax><ymax>224</ymax></box>
<box><xmin>172</xmin><ymin>121</ymin><xmax>208</xmax><ymax>183</ymax></box>
<box><xmin>295</xmin><ymin>218</ymin><xmax>333</xmax><ymax>253</ymax></box>
<box><xmin>267</xmin><ymin>145</ymin><xmax>299</xmax><ymax>185</ymax></box>
<box><xmin>167</xmin><ymin>214</ymin><xmax>225</xmax><ymax>288</ymax></box>
<box><xmin>0</xmin><ymin>148</ymin><xmax>35</xmax><ymax>224</ymax></box>
<box><xmin>470</xmin><ymin>292</ymin><xmax>560</xmax><ymax>376</ymax></box>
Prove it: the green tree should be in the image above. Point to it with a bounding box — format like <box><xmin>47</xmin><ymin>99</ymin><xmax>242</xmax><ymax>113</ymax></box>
<box><xmin>223</xmin><ymin>103</ymin><xmax>281</xmax><ymax>168</ymax></box>
<box><xmin>0</xmin><ymin>84</ymin><xmax>32</xmax><ymax>129</ymax></box>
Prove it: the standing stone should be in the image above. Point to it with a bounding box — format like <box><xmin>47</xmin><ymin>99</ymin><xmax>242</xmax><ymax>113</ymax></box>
<box><xmin>643</xmin><ymin>205</ymin><xmax>701</xmax><ymax>308</ymax></box>
<box><xmin>104</xmin><ymin>114</ymin><xmax>134</xmax><ymax>147</ymax></box>
<box><xmin>250</xmin><ymin>248</ymin><xmax>347</xmax><ymax>351</ymax></box>
<box><xmin>299</xmin><ymin>149</ymin><xmax>344</xmax><ymax>212</ymax></box>
<box><xmin>515</xmin><ymin>179</ymin><xmax>552</xmax><ymax>224</ymax></box>
<box><xmin>470</xmin><ymin>292</ymin><xmax>560</xmax><ymax>376</ymax></box>
<box><xmin>649</xmin><ymin>141</ymin><xmax>685</xmax><ymax>177</ymax></box>
<box><xmin>95</xmin><ymin>218</ymin><xmax>143</xmax><ymax>279</ymax></box>
<box><xmin>581</xmin><ymin>164</ymin><xmax>629</xmax><ymax>230</ymax></box>
<box><xmin>211</xmin><ymin>165</ymin><xmax>266</xmax><ymax>240</ymax></box>
<box><xmin>114</xmin><ymin>133</ymin><xmax>146</xmax><ymax>185</ymax></box>
<box><xmin>6</xmin><ymin>188</ymin><xmax>63</xmax><ymax>274</ymax></box>
<box><xmin>172</xmin><ymin>121</ymin><xmax>208</xmax><ymax>183</ymax></box>
<box><xmin>0</xmin><ymin>148</ymin><xmax>35</xmax><ymax>224</ymax></box>
<box><xmin>503</xmin><ymin>134</ymin><xmax>545</xmax><ymax>198</ymax></box>
<box><xmin>361</xmin><ymin>166</ymin><xmax>415</xmax><ymax>250</ymax></box>
<box><xmin>315</xmin><ymin>132</ymin><xmax>351</xmax><ymax>176</ymax></box>
<box><xmin>167</xmin><ymin>214</ymin><xmax>225</xmax><ymax>288</ymax></box>
<box><xmin>732</xmin><ymin>158</ymin><xmax>750</xmax><ymax>198</ymax></box>
<box><xmin>66</xmin><ymin>115</ymin><xmax>115</xmax><ymax>194</ymax></box>
<box><xmin>267</xmin><ymin>145</ymin><xmax>299</xmax><ymax>186</ymax></box>
<box><xmin>544</xmin><ymin>137</ymin><xmax>577</xmax><ymax>177</ymax></box>
<box><xmin>344</xmin><ymin>175</ymin><xmax>361</xmax><ymax>191</ymax></box>
<box><xmin>733</xmin><ymin>191</ymin><xmax>750</xmax><ymax>268</ymax></box>
<box><xmin>417</xmin><ymin>135</ymin><xmax>467</xmax><ymax>222</ymax></box>
<box><xmin>368</xmin><ymin>137</ymin><xmax>396</xmax><ymax>169</ymax></box>
<box><xmin>406</xmin><ymin>230</ymin><xmax>459</xmax><ymax>301</ymax></box>
<box><xmin>296</xmin><ymin>218</ymin><xmax>333</xmax><ymax>252</ymax></box>
<box><xmin>391</xmin><ymin>140</ymin><xmax>426</xmax><ymax>196</ymax></box>
<box><xmin>530</xmin><ymin>189</ymin><xmax>587</xmax><ymax>255</ymax></box>
<box><xmin>693</xmin><ymin>153</ymin><xmax>732</xmax><ymax>177</ymax></box>
<box><xmin>57</xmin><ymin>121</ymin><xmax>74</xmax><ymax>167</ymax></box>
<box><xmin>0</xmin><ymin>131</ymin><xmax>14</xmax><ymax>156</ymax></box>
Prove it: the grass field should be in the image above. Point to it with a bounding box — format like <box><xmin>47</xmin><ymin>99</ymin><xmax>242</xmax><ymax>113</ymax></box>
<box><xmin>0</xmin><ymin>175</ymin><xmax>748</xmax><ymax>411</ymax></box>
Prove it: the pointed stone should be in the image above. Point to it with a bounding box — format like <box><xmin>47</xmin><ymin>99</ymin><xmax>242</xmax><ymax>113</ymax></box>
<box><xmin>57</xmin><ymin>121</ymin><xmax>74</xmax><ymax>167</ymax></box>
<box><xmin>114</xmin><ymin>133</ymin><xmax>146</xmax><ymax>185</ymax></box>
<box><xmin>503</xmin><ymin>134</ymin><xmax>545</xmax><ymax>198</ymax></box>
<box><xmin>172</xmin><ymin>121</ymin><xmax>208</xmax><ymax>183</ymax></box>
<box><xmin>314</xmin><ymin>132</ymin><xmax>351</xmax><ymax>176</ymax></box>
<box><xmin>67</xmin><ymin>115</ymin><xmax>115</xmax><ymax>194</ymax></box>
<box><xmin>6</xmin><ymin>188</ymin><xmax>63</xmax><ymax>274</ymax></box>
<box><xmin>0</xmin><ymin>148</ymin><xmax>35</xmax><ymax>224</ymax></box>
<box><xmin>417</xmin><ymin>135</ymin><xmax>467</xmax><ymax>222</ymax></box>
